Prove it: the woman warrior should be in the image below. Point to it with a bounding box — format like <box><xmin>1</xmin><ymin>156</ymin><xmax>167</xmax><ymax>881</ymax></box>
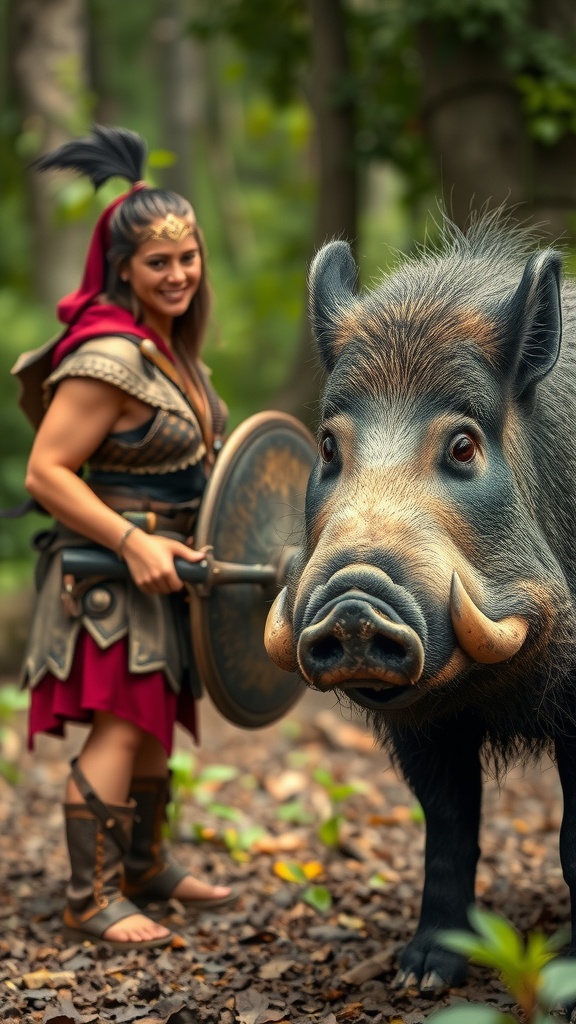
<box><xmin>16</xmin><ymin>125</ymin><xmax>236</xmax><ymax>950</ymax></box>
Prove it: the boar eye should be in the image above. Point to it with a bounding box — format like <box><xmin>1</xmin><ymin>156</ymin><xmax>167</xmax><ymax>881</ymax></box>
<box><xmin>319</xmin><ymin>431</ymin><xmax>337</xmax><ymax>464</ymax></box>
<box><xmin>450</xmin><ymin>432</ymin><xmax>478</xmax><ymax>464</ymax></box>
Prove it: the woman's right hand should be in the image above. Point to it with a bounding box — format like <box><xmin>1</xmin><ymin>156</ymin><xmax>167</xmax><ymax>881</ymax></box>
<box><xmin>120</xmin><ymin>529</ymin><xmax>206</xmax><ymax>594</ymax></box>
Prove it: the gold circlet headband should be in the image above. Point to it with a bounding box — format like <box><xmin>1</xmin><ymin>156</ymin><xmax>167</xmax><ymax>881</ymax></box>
<box><xmin>140</xmin><ymin>214</ymin><xmax>196</xmax><ymax>243</ymax></box>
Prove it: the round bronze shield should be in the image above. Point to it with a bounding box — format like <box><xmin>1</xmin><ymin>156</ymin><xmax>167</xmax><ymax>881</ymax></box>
<box><xmin>189</xmin><ymin>410</ymin><xmax>315</xmax><ymax>728</ymax></box>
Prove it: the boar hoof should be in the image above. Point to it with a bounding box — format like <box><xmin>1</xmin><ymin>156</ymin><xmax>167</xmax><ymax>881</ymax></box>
<box><xmin>420</xmin><ymin>970</ymin><xmax>449</xmax><ymax>995</ymax></box>
<box><xmin>397</xmin><ymin>932</ymin><xmax>468</xmax><ymax>990</ymax></box>
<box><xmin>391</xmin><ymin>969</ymin><xmax>420</xmax><ymax>991</ymax></box>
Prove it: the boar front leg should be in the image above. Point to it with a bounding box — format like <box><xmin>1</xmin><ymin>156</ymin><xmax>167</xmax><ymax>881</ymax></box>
<box><xmin>390</xmin><ymin>718</ymin><xmax>482</xmax><ymax>993</ymax></box>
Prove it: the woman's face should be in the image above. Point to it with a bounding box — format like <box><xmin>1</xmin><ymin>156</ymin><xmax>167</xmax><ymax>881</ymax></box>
<box><xmin>121</xmin><ymin>218</ymin><xmax>202</xmax><ymax>334</ymax></box>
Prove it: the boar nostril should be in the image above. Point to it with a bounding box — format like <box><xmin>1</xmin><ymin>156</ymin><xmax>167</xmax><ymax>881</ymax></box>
<box><xmin>310</xmin><ymin>637</ymin><xmax>344</xmax><ymax>665</ymax></box>
<box><xmin>298</xmin><ymin>596</ymin><xmax>426</xmax><ymax>688</ymax></box>
<box><xmin>371</xmin><ymin>635</ymin><xmax>406</xmax><ymax>661</ymax></box>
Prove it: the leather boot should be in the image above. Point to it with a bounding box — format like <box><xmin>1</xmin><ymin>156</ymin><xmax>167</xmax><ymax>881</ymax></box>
<box><xmin>63</xmin><ymin>759</ymin><xmax>172</xmax><ymax>950</ymax></box>
<box><xmin>123</xmin><ymin>775</ymin><xmax>236</xmax><ymax>910</ymax></box>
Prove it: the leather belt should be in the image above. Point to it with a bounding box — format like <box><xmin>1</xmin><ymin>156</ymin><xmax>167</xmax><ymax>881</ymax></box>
<box><xmin>90</xmin><ymin>485</ymin><xmax>200</xmax><ymax>537</ymax></box>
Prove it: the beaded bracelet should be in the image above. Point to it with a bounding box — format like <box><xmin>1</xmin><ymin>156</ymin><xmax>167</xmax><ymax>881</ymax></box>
<box><xmin>117</xmin><ymin>523</ymin><xmax>139</xmax><ymax>561</ymax></box>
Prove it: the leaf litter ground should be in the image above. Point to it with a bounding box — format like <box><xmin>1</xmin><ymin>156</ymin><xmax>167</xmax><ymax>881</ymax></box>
<box><xmin>0</xmin><ymin>688</ymin><xmax>569</xmax><ymax>1024</ymax></box>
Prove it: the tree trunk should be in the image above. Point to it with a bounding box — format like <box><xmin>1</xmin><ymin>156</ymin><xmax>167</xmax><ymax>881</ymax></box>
<box><xmin>274</xmin><ymin>0</ymin><xmax>358</xmax><ymax>424</ymax></box>
<box><xmin>201</xmin><ymin>40</ymin><xmax>256</xmax><ymax>271</ymax></box>
<box><xmin>416</xmin><ymin>2</ymin><xmax>576</xmax><ymax>240</ymax></box>
<box><xmin>153</xmin><ymin>0</ymin><xmax>202</xmax><ymax>199</ymax></box>
<box><xmin>10</xmin><ymin>0</ymin><xmax>91</xmax><ymax>309</ymax></box>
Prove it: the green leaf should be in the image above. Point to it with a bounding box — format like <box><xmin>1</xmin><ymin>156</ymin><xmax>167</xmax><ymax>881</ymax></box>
<box><xmin>429</xmin><ymin>1006</ymin><xmax>511</xmax><ymax>1024</ymax></box>
<box><xmin>410</xmin><ymin>802</ymin><xmax>425</xmax><ymax>823</ymax></box>
<box><xmin>327</xmin><ymin>783</ymin><xmax>361</xmax><ymax>802</ymax></box>
<box><xmin>168</xmin><ymin>751</ymin><xmax>197</xmax><ymax>783</ymax></box>
<box><xmin>439</xmin><ymin>930</ymin><xmax>521</xmax><ymax>976</ymax></box>
<box><xmin>302</xmin><ymin>885</ymin><xmax>332</xmax><ymax>913</ymax></box>
<box><xmin>313</xmin><ymin>767</ymin><xmax>334</xmax><ymax>788</ymax></box>
<box><xmin>440</xmin><ymin>930</ymin><xmax>495</xmax><ymax>960</ymax></box>
<box><xmin>467</xmin><ymin>907</ymin><xmax>524</xmax><ymax>963</ymax></box>
<box><xmin>524</xmin><ymin>930</ymin><xmax>557</xmax><ymax>972</ymax></box>
<box><xmin>221</xmin><ymin>827</ymin><xmax>239</xmax><ymax>851</ymax></box>
<box><xmin>199</xmin><ymin>764</ymin><xmax>239</xmax><ymax>783</ymax></box>
<box><xmin>236</xmin><ymin>825</ymin><xmax>267</xmax><ymax>851</ymax></box>
<box><xmin>530</xmin><ymin>115</ymin><xmax>563</xmax><ymax>145</ymax></box>
<box><xmin>207</xmin><ymin>802</ymin><xmax>243</xmax><ymax>822</ymax></box>
<box><xmin>542</xmin><ymin>927</ymin><xmax>570</xmax><ymax>954</ymax></box>
<box><xmin>0</xmin><ymin>759</ymin><xmax>21</xmax><ymax>785</ymax></box>
<box><xmin>318</xmin><ymin>814</ymin><xmax>343</xmax><ymax>847</ymax></box>
<box><xmin>191</xmin><ymin>822</ymin><xmax>210</xmax><ymax>843</ymax></box>
<box><xmin>274</xmin><ymin>861</ymin><xmax>309</xmax><ymax>884</ymax></box>
<box><xmin>538</xmin><ymin>959</ymin><xmax>576</xmax><ymax>1010</ymax></box>
<box><xmin>0</xmin><ymin>685</ymin><xmax>29</xmax><ymax>716</ymax></box>
<box><xmin>368</xmin><ymin>872</ymin><xmax>388</xmax><ymax>889</ymax></box>
<box><xmin>276</xmin><ymin>800</ymin><xmax>313</xmax><ymax>824</ymax></box>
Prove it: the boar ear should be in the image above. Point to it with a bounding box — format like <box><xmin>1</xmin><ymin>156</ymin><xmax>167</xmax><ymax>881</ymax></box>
<box><xmin>308</xmin><ymin>240</ymin><xmax>358</xmax><ymax>372</ymax></box>
<box><xmin>504</xmin><ymin>249</ymin><xmax>562</xmax><ymax>399</ymax></box>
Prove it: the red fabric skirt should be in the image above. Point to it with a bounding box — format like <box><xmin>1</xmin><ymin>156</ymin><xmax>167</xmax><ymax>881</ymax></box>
<box><xmin>28</xmin><ymin>630</ymin><xmax>198</xmax><ymax>755</ymax></box>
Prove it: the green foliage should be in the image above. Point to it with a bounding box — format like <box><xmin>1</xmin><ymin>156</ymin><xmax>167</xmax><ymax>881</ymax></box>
<box><xmin>302</xmin><ymin>884</ymin><xmax>332</xmax><ymax>914</ymax></box>
<box><xmin>220</xmin><ymin>824</ymin><xmax>267</xmax><ymax>862</ymax></box>
<box><xmin>410</xmin><ymin>802</ymin><xmax>426</xmax><ymax>824</ymax></box>
<box><xmin>189</xmin><ymin>0</ymin><xmax>308</xmax><ymax>105</ymax></box>
<box><xmin>313</xmin><ymin>766</ymin><xmax>365</xmax><ymax>805</ymax></box>
<box><xmin>431</xmin><ymin>1007</ymin><xmax>507</xmax><ymax>1024</ymax></box>
<box><xmin>431</xmin><ymin>907</ymin><xmax>575</xmax><ymax>1023</ymax></box>
<box><xmin>313</xmin><ymin>766</ymin><xmax>366</xmax><ymax>849</ymax></box>
<box><xmin>275</xmin><ymin>799</ymin><xmax>314</xmax><ymax>825</ymax></box>
<box><xmin>273</xmin><ymin>860</ymin><xmax>332</xmax><ymax>913</ymax></box>
<box><xmin>166</xmin><ymin>751</ymin><xmax>240</xmax><ymax>839</ymax></box>
<box><xmin>401</xmin><ymin>0</ymin><xmax>576</xmax><ymax>147</ymax></box>
<box><xmin>0</xmin><ymin>291</ymin><xmax>57</xmax><ymax>571</ymax></box>
<box><xmin>193</xmin><ymin>0</ymin><xmax>576</xmax><ymax>213</ymax></box>
<box><xmin>317</xmin><ymin>814</ymin><xmax>344</xmax><ymax>849</ymax></box>
<box><xmin>0</xmin><ymin>683</ymin><xmax>29</xmax><ymax>784</ymax></box>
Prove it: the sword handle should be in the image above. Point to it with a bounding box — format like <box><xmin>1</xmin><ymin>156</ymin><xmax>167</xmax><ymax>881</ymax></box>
<box><xmin>61</xmin><ymin>548</ymin><xmax>209</xmax><ymax>583</ymax></box>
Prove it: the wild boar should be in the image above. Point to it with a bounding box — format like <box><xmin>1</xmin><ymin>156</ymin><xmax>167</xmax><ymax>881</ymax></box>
<box><xmin>265</xmin><ymin>216</ymin><xmax>576</xmax><ymax>993</ymax></box>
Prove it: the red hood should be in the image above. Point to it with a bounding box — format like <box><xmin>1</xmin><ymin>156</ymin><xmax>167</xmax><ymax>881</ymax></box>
<box><xmin>52</xmin><ymin>183</ymin><xmax>175</xmax><ymax>368</ymax></box>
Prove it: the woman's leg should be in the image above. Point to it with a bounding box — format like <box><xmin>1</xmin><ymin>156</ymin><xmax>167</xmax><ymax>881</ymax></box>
<box><xmin>67</xmin><ymin>711</ymin><xmax>170</xmax><ymax>943</ymax></box>
<box><xmin>130</xmin><ymin>733</ymin><xmax>232</xmax><ymax>903</ymax></box>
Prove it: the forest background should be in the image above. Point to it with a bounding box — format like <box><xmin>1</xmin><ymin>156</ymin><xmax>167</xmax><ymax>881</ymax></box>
<box><xmin>0</xmin><ymin>0</ymin><xmax>576</xmax><ymax>669</ymax></box>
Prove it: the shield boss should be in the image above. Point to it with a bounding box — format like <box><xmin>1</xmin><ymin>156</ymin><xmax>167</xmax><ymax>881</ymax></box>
<box><xmin>190</xmin><ymin>410</ymin><xmax>315</xmax><ymax>728</ymax></box>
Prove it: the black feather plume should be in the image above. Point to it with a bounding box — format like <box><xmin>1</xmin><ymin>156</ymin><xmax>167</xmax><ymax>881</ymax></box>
<box><xmin>34</xmin><ymin>125</ymin><xmax>147</xmax><ymax>189</ymax></box>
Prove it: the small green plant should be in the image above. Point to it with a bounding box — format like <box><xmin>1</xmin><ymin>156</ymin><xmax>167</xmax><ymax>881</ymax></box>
<box><xmin>313</xmin><ymin>767</ymin><xmax>366</xmax><ymax>848</ymax></box>
<box><xmin>221</xmin><ymin>824</ymin><xmax>268</xmax><ymax>863</ymax></box>
<box><xmin>273</xmin><ymin>859</ymin><xmax>332</xmax><ymax>913</ymax></box>
<box><xmin>430</xmin><ymin>907</ymin><xmax>576</xmax><ymax>1024</ymax></box>
<box><xmin>166</xmin><ymin>752</ymin><xmax>239</xmax><ymax>839</ymax></box>
<box><xmin>275</xmin><ymin>799</ymin><xmax>314</xmax><ymax>825</ymax></box>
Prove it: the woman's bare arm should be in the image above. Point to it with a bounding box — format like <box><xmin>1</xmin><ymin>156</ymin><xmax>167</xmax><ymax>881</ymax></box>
<box><xmin>25</xmin><ymin>376</ymin><xmax>203</xmax><ymax>593</ymax></box>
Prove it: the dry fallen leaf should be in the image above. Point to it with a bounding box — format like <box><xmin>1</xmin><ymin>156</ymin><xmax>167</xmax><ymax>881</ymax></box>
<box><xmin>253</xmin><ymin>832</ymin><xmax>306</xmax><ymax>854</ymax></box>
<box><xmin>313</xmin><ymin>711</ymin><xmax>376</xmax><ymax>753</ymax></box>
<box><xmin>20</xmin><ymin>969</ymin><xmax>76</xmax><ymax>990</ymax></box>
<box><xmin>264</xmin><ymin>770</ymin><xmax>308</xmax><ymax>801</ymax></box>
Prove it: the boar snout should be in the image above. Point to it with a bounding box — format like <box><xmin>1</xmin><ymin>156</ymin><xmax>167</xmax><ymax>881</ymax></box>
<box><xmin>297</xmin><ymin>593</ymin><xmax>425</xmax><ymax>690</ymax></box>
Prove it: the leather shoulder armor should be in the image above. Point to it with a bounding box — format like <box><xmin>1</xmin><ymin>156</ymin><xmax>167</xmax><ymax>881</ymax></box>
<box><xmin>44</xmin><ymin>336</ymin><xmax>197</xmax><ymax>424</ymax></box>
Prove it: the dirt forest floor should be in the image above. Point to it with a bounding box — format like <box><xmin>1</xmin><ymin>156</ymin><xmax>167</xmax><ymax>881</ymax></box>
<box><xmin>0</xmin><ymin>687</ymin><xmax>569</xmax><ymax>1024</ymax></box>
